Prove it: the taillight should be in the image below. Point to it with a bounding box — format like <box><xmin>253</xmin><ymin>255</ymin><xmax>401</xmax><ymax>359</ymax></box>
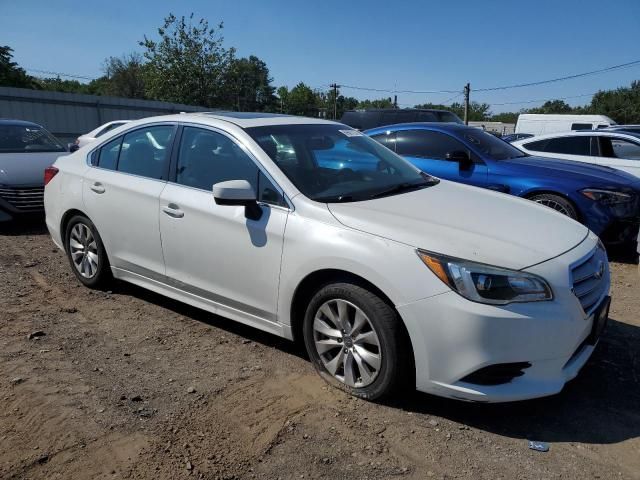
<box><xmin>44</xmin><ymin>166</ymin><xmax>59</xmax><ymax>186</ymax></box>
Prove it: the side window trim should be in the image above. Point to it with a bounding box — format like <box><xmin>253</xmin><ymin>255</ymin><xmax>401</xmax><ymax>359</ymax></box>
<box><xmin>87</xmin><ymin>122</ymin><xmax>178</xmax><ymax>181</ymax></box>
<box><xmin>172</xmin><ymin>123</ymin><xmax>292</xmax><ymax>210</ymax></box>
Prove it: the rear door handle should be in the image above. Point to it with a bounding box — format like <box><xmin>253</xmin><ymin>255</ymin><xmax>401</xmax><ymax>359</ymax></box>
<box><xmin>162</xmin><ymin>204</ymin><xmax>184</xmax><ymax>218</ymax></box>
<box><xmin>90</xmin><ymin>182</ymin><xmax>105</xmax><ymax>194</ymax></box>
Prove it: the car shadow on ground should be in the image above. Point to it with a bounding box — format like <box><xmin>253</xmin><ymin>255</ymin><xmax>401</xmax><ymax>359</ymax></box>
<box><xmin>606</xmin><ymin>243</ymin><xmax>639</xmax><ymax>264</ymax></box>
<box><xmin>391</xmin><ymin>317</ymin><xmax>640</xmax><ymax>445</ymax></box>
<box><xmin>0</xmin><ymin>217</ymin><xmax>48</xmax><ymax>236</ymax></box>
<box><xmin>116</xmin><ymin>277</ymin><xmax>640</xmax><ymax>446</ymax></box>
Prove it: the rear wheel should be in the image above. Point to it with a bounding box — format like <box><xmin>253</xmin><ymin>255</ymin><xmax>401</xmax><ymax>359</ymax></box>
<box><xmin>529</xmin><ymin>193</ymin><xmax>578</xmax><ymax>220</ymax></box>
<box><xmin>64</xmin><ymin>215</ymin><xmax>111</xmax><ymax>288</ymax></box>
<box><xmin>303</xmin><ymin>282</ymin><xmax>410</xmax><ymax>400</ymax></box>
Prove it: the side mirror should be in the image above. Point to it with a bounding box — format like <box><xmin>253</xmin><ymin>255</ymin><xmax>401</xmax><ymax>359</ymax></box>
<box><xmin>213</xmin><ymin>180</ymin><xmax>262</xmax><ymax>220</ymax></box>
<box><xmin>69</xmin><ymin>144</ymin><xmax>79</xmax><ymax>153</ymax></box>
<box><xmin>445</xmin><ymin>150</ymin><xmax>471</xmax><ymax>163</ymax></box>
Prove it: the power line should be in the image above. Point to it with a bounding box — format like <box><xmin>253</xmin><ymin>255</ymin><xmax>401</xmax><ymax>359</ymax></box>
<box><xmin>340</xmin><ymin>84</ymin><xmax>459</xmax><ymax>94</ymax></box>
<box><xmin>26</xmin><ymin>68</ymin><xmax>96</xmax><ymax>81</ymax></box>
<box><xmin>488</xmin><ymin>92</ymin><xmax>597</xmax><ymax>107</ymax></box>
<box><xmin>474</xmin><ymin>60</ymin><xmax>640</xmax><ymax>92</ymax></box>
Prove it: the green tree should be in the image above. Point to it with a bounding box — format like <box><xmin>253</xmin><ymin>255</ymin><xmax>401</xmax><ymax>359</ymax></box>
<box><xmin>527</xmin><ymin>99</ymin><xmax>574</xmax><ymax>114</ymax></box>
<box><xmin>589</xmin><ymin>81</ymin><xmax>640</xmax><ymax>124</ymax></box>
<box><xmin>224</xmin><ymin>55</ymin><xmax>276</xmax><ymax>111</ymax></box>
<box><xmin>490</xmin><ymin>111</ymin><xmax>520</xmax><ymax>123</ymax></box>
<box><xmin>0</xmin><ymin>46</ymin><xmax>36</xmax><ymax>88</ymax></box>
<box><xmin>102</xmin><ymin>53</ymin><xmax>147</xmax><ymax>98</ymax></box>
<box><xmin>357</xmin><ymin>97</ymin><xmax>394</xmax><ymax>109</ymax></box>
<box><xmin>139</xmin><ymin>13</ymin><xmax>234</xmax><ymax>107</ymax></box>
<box><xmin>37</xmin><ymin>77</ymin><xmax>90</xmax><ymax>93</ymax></box>
<box><xmin>415</xmin><ymin>101</ymin><xmax>491</xmax><ymax>121</ymax></box>
<box><xmin>321</xmin><ymin>87</ymin><xmax>358</xmax><ymax>119</ymax></box>
<box><xmin>283</xmin><ymin>82</ymin><xmax>318</xmax><ymax>116</ymax></box>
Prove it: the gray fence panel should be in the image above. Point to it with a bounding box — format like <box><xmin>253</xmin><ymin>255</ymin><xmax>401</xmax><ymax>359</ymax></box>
<box><xmin>0</xmin><ymin>86</ymin><xmax>209</xmax><ymax>143</ymax></box>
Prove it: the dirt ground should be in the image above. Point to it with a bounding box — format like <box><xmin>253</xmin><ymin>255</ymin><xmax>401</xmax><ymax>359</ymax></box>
<box><xmin>1</xmin><ymin>219</ymin><xmax>639</xmax><ymax>480</ymax></box>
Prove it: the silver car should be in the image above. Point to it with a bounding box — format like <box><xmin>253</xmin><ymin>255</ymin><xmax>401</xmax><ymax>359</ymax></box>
<box><xmin>0</xmin><ymin>119</ymin><xmax>68</xmax><ymax>222</ymax></box>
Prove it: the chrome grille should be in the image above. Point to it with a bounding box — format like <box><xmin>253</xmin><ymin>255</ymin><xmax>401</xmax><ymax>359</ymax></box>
<box><xmin>571</xmin><ymin>243</ymin><xmax>609</xmax><ymax>315</ymax></box>
<box><xmin>0</xmin><ymin>186</ymin><xmax>45</xmax><ymax>211</ymax></box>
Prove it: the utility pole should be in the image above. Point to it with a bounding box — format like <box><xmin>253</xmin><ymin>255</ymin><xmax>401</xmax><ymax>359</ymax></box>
<box><xmin>329</xmin><ymin>83</ymin><xmax>340</xmax><ymax>120</ymax></box>
<box><xmin>393</xmin><ymin>95</ymin><xmax>398</xmax><ymax>109</ymax></box>
<box><xmin>463</xmin><ymin>83</ymin><xmax>470</xmax><ymax>125</ymax></box>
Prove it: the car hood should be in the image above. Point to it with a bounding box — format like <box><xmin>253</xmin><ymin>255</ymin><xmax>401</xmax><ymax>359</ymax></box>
<box><xmin>328</xmin><ymin>180</ymin><xmax>588</xmax><ymax>270</ymax></box>
<box><xmin>0</xmin><ymin>152</ymin><xmax>68</xmax><ymax>186</ymax></box>
<box><xmin>502</xmin><ymin>156</ymin><xmax>638</xmax><ymax>185</ymax></box>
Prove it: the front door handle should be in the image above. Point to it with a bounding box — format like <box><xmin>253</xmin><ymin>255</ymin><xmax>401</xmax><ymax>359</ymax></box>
<box><xmin>162</xmin><ymin>204</ymin><xmax>184</xmax><ymax>218</ymax></box>
<box><xmin>90</xmin><ymin>182</ymin><xmax>105</xmax><ymax>194</ymax></box>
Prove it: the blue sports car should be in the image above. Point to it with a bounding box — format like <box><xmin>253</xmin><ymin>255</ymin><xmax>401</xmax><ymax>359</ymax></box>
<box><xmin>364</xmin><ymin>123</ymin><xmax>640</xmax><ymax>245</ymax></box>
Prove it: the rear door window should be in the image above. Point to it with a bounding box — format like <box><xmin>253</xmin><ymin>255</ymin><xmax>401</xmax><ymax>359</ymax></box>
<box><xmin>396</xmin><ymin>130</ymin><xmax>466</xmax><ymax>159</ymax></box>
<box><xmin>96</xmin><ymin>136</ymin><xmax>123</xmax><ymax>170</ymax></box>
<box><xmin>117</xmin><ymin>125</ymin><xmax>175</xmax><ymax>179</ymax></box>
<box><xmin>529</xmin><ymin>136</ymin><xmax>592</xmax><ymax>156</ymax></box>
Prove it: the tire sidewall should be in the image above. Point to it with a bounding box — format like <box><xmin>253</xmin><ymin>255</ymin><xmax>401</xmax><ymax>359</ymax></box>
<box><xmin>64</xmin><ymin>215</ymin><xmax>110</xmax><ymax>288</ymax></box>
<box><xmin>303</xmin><ymin>283</ymin><xmax>400</xmax><ymax>400</ymax></box>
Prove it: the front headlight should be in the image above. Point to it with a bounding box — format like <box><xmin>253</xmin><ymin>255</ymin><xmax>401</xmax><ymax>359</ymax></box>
<box><xmin>580</xmin><ymin>188</ymin><xmax>633</xmax><ymax>205</ymax></box>
<box><xmin>417</xmin><ymin>250</ymin><xmax>553</xmax><ymax>305</ymax></box>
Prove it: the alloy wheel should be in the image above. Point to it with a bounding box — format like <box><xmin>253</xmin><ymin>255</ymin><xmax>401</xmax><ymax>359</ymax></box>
<box><xmin>313</xmin><ymin>299</ymin><xmax>382</xmax><ymax>388</ymax></box>
<box><xmin>69</xmin><ymin>223</ymin><xmax>99</xmax><ymax>279</ymax></box>
<box><xmin>533</xmin><ymin>198</ymin><xmax>571</xmax><ymax>216</ymax></box>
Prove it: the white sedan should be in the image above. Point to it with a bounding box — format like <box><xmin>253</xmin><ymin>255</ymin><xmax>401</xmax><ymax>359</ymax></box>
<box><xmin>513</xmin><ymin>130</ymin><xmax>640</xmax><ymax>178</ymax></box>
<box><xmin>73</xmin><ymin>120</ymin><xmax>131</xmax><ymax>150</ymax></box>
<box><xmin>44</xmin><ymin>112</ymin><xmax>610</xmax><ymax>402</ymax></box>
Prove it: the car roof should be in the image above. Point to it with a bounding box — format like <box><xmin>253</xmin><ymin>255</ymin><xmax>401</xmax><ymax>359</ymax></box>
<box><xmin>364</xmin><ymin>122</ymin><xmax>475</xmax><ymax>135</ymax></box>
<box><xmin>125</xmin><ymin>111</ymin><xmax>341</xmax><ymax>129</ymax></box>
<box><xmin>512</xmin><ymin>130</ymin><xmax>640</xmax><ymax>145</ymax></box>
<box><xmin>0</xmin><ymin>118</ymin><xmax>43</xmax><ymax>127</ymax></box>
<box><xmin>344</xmin><ymin>108</ymin><xmax>453</xmax><ymax>114</ymax></box>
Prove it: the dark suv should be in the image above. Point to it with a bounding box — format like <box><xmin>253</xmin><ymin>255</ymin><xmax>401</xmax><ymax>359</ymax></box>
<box><xmin>340</xmin><ymin>108</ymin><xmax>463</xmax><ymax>130</ymax></box>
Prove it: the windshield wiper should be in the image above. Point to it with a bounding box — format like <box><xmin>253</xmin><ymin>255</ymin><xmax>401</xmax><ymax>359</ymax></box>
<box><xmin>369</xmin><ymin>179</ymin><xmax>438</xmax><ymax>199</ymax></box>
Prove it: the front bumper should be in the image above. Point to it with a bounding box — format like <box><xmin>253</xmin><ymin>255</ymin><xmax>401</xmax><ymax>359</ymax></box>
<box><xmin>0</xmin><ymin>184</ymin><xmax>45</xmax><ymax>222</ymax></box>
<box><xmin>397</xmin><ymin>233</ymin><xmax>610</xmax><ymax>402</ymax></box>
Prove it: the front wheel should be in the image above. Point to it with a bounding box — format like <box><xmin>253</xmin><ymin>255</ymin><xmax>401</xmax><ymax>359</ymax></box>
<box><xmin>302</xmin><ymin>282</ymin><xmax>410</xmax><ymax>400</ymax></box>
<box><xmin>529</xmin><ymin>193</ymin><xmax>578</xmax><ymax>220</ymax></box>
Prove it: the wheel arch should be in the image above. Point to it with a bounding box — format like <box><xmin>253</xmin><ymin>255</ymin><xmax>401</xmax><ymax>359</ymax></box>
<box><xmin>522</xmin><ymin>189</ymin><xmax>582</xmax><ymax>222</ymax></box>
<box><xmin>289</xmin><ymin>268</ymin><xmax>415</xmax><ymax>384</ymax></box>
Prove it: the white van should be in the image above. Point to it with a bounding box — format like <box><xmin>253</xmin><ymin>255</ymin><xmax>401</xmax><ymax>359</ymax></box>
<box><xmin>515</xmin><ymin>114</ymin><xmax>616</xmax><ymax>136</ymax></box>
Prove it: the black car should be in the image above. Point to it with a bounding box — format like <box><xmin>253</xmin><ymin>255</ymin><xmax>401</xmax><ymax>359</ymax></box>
<box><xmin>340</xmin><ymin>108</ymin><xmax>462</xmax><ymax>130</ymax></box>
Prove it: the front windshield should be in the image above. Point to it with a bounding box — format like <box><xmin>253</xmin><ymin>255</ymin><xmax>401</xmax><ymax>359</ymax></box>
<box><xmin>463</xmin><ymin>130</ymin><xmax>526</xmax><ymax>160</ymax></box>
<box><xmin>0</xmin><ymin>125</ymin><xmax>66</xmax><ymax>153</ymax></box>
<box><xmin>246</xmin><ymin>124</ymin><xmax>437</xmax><ymax>202</ymax></box>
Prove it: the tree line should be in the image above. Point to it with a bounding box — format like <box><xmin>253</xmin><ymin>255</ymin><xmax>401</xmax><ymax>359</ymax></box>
<box><xmin>2</xmin><ymin>13</ymin><xmax>639</xmax><ymax>124</ymax></box>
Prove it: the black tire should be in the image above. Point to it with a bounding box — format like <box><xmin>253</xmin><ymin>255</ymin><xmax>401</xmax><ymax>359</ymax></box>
<box><xmin>529</xmin><ymin>193</ymin><xmax>578</xmax><ymax>220</ymax></box>
<box><xmin>64</xmin><ymin>215</ymin><xmax>112</xmax><ymax>289</ymax></box>
<box><xmin>302</xmin><ymin>282</ymin><xmax>411</xmax><ymax>400</ymax></box>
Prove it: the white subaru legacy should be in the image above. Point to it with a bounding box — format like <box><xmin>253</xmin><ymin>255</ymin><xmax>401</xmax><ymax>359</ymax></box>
<box><xmin>44</xmin><ymin>112</ymin><xmax>611</xmax><ymax>402</ymax></box>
